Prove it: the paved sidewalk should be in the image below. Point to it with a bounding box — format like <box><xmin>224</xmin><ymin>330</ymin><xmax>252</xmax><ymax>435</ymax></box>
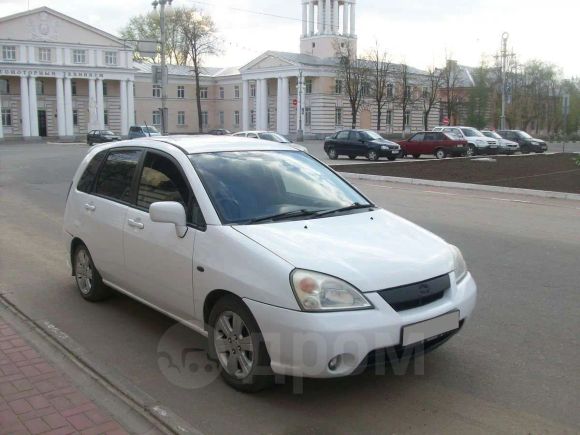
<box><xmin>0</xmin><ymin>319</ymin><xmax>130</xmax><ymax>435</ymax></box>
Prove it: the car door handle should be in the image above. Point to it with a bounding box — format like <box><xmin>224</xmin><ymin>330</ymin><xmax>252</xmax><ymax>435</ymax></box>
<box><xmin>84</xmin><ymin>203</ymin><xmax>96</xmax><ymax>211</ymax></box>
<box><xmin>127</xmin><ymin>218</ymin><xmax>144</xmax><ymax>229</ymax></box>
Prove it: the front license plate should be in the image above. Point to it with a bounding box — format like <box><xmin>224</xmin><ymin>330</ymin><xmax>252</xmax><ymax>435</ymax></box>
<box><xmin>401</xmin><ymin>311</ymin><xmax>459</xmax><ymax>346</ymax></box>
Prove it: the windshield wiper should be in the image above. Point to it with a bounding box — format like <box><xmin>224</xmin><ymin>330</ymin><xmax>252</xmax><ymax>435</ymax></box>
<box><xmin>313</xmin><ymin>202</ymin><xmax>374</xmax><ymax>218</ymax></box>
<box><xmin>247</xmin><ymin>209</ymin><xmax>320</xmax><ymax>224</ymax></box>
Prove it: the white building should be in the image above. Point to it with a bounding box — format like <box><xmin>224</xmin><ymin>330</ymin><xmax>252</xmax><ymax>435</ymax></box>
<box><xmin>0</xmin><ymin>2</ymin><xmax>438</xmax><ymax>140</ymax></box>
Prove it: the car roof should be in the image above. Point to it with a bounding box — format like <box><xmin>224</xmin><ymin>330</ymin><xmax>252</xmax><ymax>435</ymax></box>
<box><xmin>127</xmin><ymin>135</ymin><xmax>298</xmax><ymax>154</ymax></box>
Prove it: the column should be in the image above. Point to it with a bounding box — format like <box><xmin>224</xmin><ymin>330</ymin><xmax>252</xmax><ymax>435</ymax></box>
<box><xmin>28</xmin><ymin>76</ymin><xmax>39</xmax><ymax>137</ymax></box>
<box><xmin>242</xmin><ymin>79</ymin><xmax>250</xmax><ymax>130</ymax></box>
<box><xmin>88</xmin><ymin>78</ymin><xmax>98</xmax><ymax>131</ymax></box>
<box><xmin>56</xmin><ymin>77</ymin><xmax>66</xmax><ymax>137</ymax></box>
<box><xmin>96</xmin><ymin>79</ymin><xmax>104</xmax><ymax>129</ymax></box>
<box><xmin>318</xmin><ymin>0</ymin><xmax>324</xmax><ymax>34</ymax></box>
<box><xmin>127</xmin><ymin>80</ymin><xmax>135</xmax><ymax>128</ymax></box>
<box><xmin>325</xmin><ymin>0</ymin><xmax>331</xmax><ymax>34</ymax></box>
<box><xmin>64</xmin><ymin>77</ymin><xmax>73</xmax><ymax>136</ymax></box>
<box><xmin>276</xmin><ymin>78</ymin><xmax>282</xmax><ymax>132</ymax></box>
<box><xmin>0</xmin><ymin>92</ymin><xmax>3</xmax><ymax>140</ymax></box>
<box><xmin>309</xmin><ymin>1</ymin><xmax>315</xmax><ymax>35</ymax></box>
<box><xmin>262</xmin><ymin>79</ymin><xmax>269</xmax><ymax>130</ymax></box>
<box><xmin>20</xmin><ymin>76</ymin><xmax>31</xmax><ymax>137</ymax></box>
<box><xmin>120</xmin><ymin>79</ymin><xmax>128</xmax><ymax>136</ymax></box>
<box><xmin>350</xmin><ymin>1</ymin><xmax>355</xmax><ymax>35</ymax></box>
<box><xmin>281</xmin><ymin>77</ymin><xmax>290</xmax><ymax>135</ymax></box>
<box><xmin>343</xmin><ymin>1</ymin><xmax>349</xmax><ymax>35</ymax></box>
<box><xmin>296</xmin><ymin>77</ymin><xmax>305</xmax><ymax>133</ymax></box>
<box><xmin>333</xmin><ymin>0</ymin><xmax>339</xmax><ymax>34</ymax></box>
<box><xmin>255</xmin><ymin>79</ymin><xmax>262</xmax><ymax>129</ymax></box>
<box><xmin>302</xmin><ymin>2</ymin><xmax>308</xmax><ymax>36</ymax></box>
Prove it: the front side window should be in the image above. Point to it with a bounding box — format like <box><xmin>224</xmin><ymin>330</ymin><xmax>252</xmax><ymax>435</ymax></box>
<box><xmin>411</xmin><ymin>133</ymin><xmax>425</xmax><ymax>142</ymax></box>
<box><xmin>137</xmin><ymin>153</ymin><xmax>188</xmax><ymax>210</ymax></box>
<box><xmin>1</xmin><ymin>108</ymin><xmax>12</xmax><ymax>126</ymax></box>
<box><xmin>190</xmin><ymin>151</ymin><xmax>369</xmax><ymax>224</ymax></box>
<box><xmin>105</xmin><ymin>51</ymin><xmax>117</xmax><ymax>66</ymax></box>
<box><xmin>72</xmin><ymin>49</ymin><xmax>87</xmax><ymax>64</ymax></box>
<box><xmin>95</xmin><ymin>149</ymin><xmax>142</xmax><ymax>202</ymax></box>
<box><xmin>38</xmin><ymin>47</ymin><xmax>51</xmax><ymax>62</ymax></box>
<box><xmin>200</xmin><ymin>87</ymin><xmax>208</xmax><ymax>99</ymax></box>
<box><xmin>2</xmin><ymin>45</ymin><xmax>16</xmax><ymax>61</ymax></box>
<box><xmin>77</xmin><ymin>151</ymin><xmax>108</xmax><ymax>193</ymax></box>
<box><xmin>336</xmin><ymin>131</ymin><xmax>350</xmax><ymax>140</ymax></box>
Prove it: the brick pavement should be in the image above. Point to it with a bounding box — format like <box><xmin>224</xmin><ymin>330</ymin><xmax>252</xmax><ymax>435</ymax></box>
<box><xmin>0</xmin><ymin>320</ymin><xmax>130</xmax><ymax>435</ymax></box>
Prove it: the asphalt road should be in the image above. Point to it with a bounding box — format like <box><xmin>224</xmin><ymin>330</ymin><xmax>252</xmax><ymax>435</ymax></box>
<box><xmin>1</xmin><ymin>142</ymin><xmax>579</xmax><ymax>434</ymax></box>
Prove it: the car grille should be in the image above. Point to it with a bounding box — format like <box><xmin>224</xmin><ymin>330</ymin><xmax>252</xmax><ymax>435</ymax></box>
<box><xmin>487</xmin><ymin>140</ymin><xmax>497</xmax><ymax>145</ymax></box>
<box><xmin>377</xmin><ymin>274</ymin><xmax>450</xmax><ymax>312</ymax></box>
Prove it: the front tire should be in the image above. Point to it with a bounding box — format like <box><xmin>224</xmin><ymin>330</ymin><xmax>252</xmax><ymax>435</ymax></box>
<box><xmin>367</xmin><ymin>150</ymin><xmax>379</xmax><ymax>161</ymax></box>
<box><xmin>387</xmin><ymin>156</ymin><xmax>397</xmax><ymax>161</ymax></box>
<box><xmin>327</xmin><ymin>147</ymin><xmax>338</xmax><ymax>160</ymax></box>
<box><xmin>435</xmin><ymin>148</ymin><xmax>446</xmax><ymax>160</ymax></box>
<box><xmin>348</xmin><ymin>155</ymin><xmax>356</xmax><ymax>160</ymax></box>
<box><xmin>208</xmin><ymin>295</ymin><xmax>273</xmax><ymax>392</ymax></box>
<box><xmin>73</xmin><ymin>244</ymin><xmax>111</xmax><ymax>302</ymax></box>
<box><xmin>412</xmin><ymin>154</ymin><xmax>421</xmax><ymax>159</ymax></box>
<box><xmin>466</xmin><ymin>144</ymin><xmax>476</xmax><ymax>157</ymax></box>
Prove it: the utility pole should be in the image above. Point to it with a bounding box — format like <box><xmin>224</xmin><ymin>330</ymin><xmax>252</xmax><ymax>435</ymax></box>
<box><xmin>152</xmin><ymin>0</ymin><xmax>172</xmax><ymax>135</ymax></box>
<box><xmin>297</xmin><ymin>70</ymin><xmax>304</xmax><ymax>142</ymax></box>
<box><xmin>500</xmin><ymin>32</ymin><xmax>509</xmax><ymax>131</ymax></box>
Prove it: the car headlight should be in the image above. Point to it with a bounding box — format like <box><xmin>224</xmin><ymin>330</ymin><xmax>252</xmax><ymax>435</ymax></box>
<box><xmin>290</xmin><ymin>269</ymin><xmax>372</xmax><ymax>311</ymax></box>
<box><xmin>476</xmin><ymin>139</ymin><xmax>486</xmax><ymax>146</ymax></box>
<box><xmin>380</xmin><ymin>145</ymin><xmax>388</xmax><ymax>150</ymax></box>
<box><xmin>449</xmin><ymin>245</ymin><xmax>468</xmax><ymax>283</ymax></box>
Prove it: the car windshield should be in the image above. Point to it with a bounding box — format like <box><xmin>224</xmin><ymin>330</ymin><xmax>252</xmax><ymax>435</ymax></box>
<box><xmin>483</xmin><ymin>131</ymin><xmax>501</xmax><ymax>139</ymax></box>
<box><xmin>460</xmin><ymin>128</ymin><xmax>484</xmax><ymax>137</ymax></box>
<box><xmin>102</xmin><ymin>130</ymin><xmax>115</xmax><ymax>136</ymax></box>
<box><xmin>189</xmin><ymin>151</ymin><xmax>370</xmax><ymax>224</ymax></box>
<box><xmin>259</xmin><ymin>133</ymin><xmax>289</xmax><ymax>143</ymax></box>
<box><xmin>144</xmin><ymin>126</ymin><xmax>159</xmax><ymax>133</ymax></box>
<box><xmin>361</xmin><ymin>131</ymin><xmax>383</xmax><ymax>140</ymax></box>
<box><xmin>517</xmin><ymin>131</ymin><xmax>533</xmax><ymax>139</ymax></box>
<box><xmin>444</xmin><ymin>132</ymin><xmax>461</xmax><ymax>140</ymax></box>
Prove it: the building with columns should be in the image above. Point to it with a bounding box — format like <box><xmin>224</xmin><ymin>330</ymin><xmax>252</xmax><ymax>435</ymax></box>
<box><xmin>1</xmin><ymin>2</ymin><xmax>440</xmax><ymax>141</ymax></box>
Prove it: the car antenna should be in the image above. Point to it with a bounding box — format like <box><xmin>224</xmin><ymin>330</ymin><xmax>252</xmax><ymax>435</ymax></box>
<box><xmin>144</xmin><ymin>120</ymin><xmax>151</xmax><ymax>137</ymax></box>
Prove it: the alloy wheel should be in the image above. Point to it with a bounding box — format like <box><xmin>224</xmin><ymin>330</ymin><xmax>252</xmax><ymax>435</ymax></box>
<box><xmin>75</xmin><ymin>250</ymin><xmax>93</xmax><ymax>295</ymax></box>
<box><xmin>214</xmin><ymin>311</ymin><xmax>254</xmax><ymax>379</ymax></box>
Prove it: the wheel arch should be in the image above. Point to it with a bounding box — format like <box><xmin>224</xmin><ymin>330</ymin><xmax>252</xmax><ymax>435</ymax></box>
<box><xmin>203</xmin><ymin>289</ymin><xmax>244</xmax><ymax>329</ymax></box>
<box><xmin>70</xmin><ymin>237</ymin><xmax>86</xmax><ymax>275</ymax></box>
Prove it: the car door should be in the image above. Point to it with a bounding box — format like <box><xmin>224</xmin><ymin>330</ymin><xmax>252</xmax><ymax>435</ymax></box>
<box><xmin>123</xmin><ymin>150</ymin><xmax>202</xmax><ymax>319</ymax></box>
<box><xmin>84</xmin><ymin>148</ymin><xmax>143</xmax><ymax>285</ymax></box>
<box><xmin>348</xmin><ymin>131</ymin><xmax>365</xmax><ymax>156</ymax></box>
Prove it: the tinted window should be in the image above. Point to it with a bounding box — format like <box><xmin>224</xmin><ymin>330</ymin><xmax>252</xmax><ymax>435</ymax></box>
<box><xmin>247</xmin><ymin>133</ymin><xmax>259</xmax><ymax>138</ymax></box>
<box><xmin>77</xmin><ymin>151</ymin><xmax>107</xmax><ymax>193</ymax></box>
<box><xmin>348</xmin><ymin>131</ymin><xmax>362</xmax><ymax>141</ymax></box>
<box><xmin>95</xmin><ymin>150</ymin><xmax>142</xmax><ymax>202</ymax></box>
<box><xmin>411</xmin><ymin>133</ymin><xmax>425</xmax><ymax>141</ymax></box>
<box><xmin>336</xmin><ymin>131</ymin><xmax>350</xmax><ymax>140</ymax></box>
<box><xmin>129</xmin><ymin>127</ymin><xmax>139</xmax><ymax>133</ymax></box>
<box><xmin>137</xmin><ymin>153</ymin><xmax>190</xmax><ymax>210</ymax></box>
<box><xmin>424</xmin><ymin>133</ymin><xmax>438</xmax><ymax>141</ymax></box>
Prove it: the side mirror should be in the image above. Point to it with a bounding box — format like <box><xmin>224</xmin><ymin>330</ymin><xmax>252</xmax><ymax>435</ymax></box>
<box><xmin>150</xmin><ymin>201</ymin><xmax>187</xmax><ymax>238</ymax></box>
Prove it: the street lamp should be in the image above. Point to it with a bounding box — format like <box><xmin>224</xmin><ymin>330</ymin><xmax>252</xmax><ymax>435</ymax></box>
<box><xmin>500</xmin><ymin>32</ymin><xmax>509</xmax><ymax>131</ymax></box>
<box><xmin>152</xmin><ymin>0</ymin><xmax>172</xmax><ymax>135</ymax></box>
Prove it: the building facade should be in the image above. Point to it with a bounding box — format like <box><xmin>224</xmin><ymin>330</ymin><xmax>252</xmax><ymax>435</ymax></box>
<box><xmin>1</xmin><ymin>2</ymin><xmax>439</xmax><ymax>140</ymax></box>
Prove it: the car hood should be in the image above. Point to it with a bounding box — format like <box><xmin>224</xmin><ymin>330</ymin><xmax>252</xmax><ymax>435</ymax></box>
<box><xmin>233</xmin><ymin>209</ymin><xmax>454</xmax><ymax>292</ymax></box>
<box><xmin>370</xmin><ymin>139</ymin><xmax>399</xmax><ymax>147</ymax></box>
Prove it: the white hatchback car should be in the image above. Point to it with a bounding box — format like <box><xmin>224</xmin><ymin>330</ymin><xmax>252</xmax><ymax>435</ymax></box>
<box><xmin>64</xmin><ymin>135</ymin><xmax>477</xmax><ymax>391</ymax></box>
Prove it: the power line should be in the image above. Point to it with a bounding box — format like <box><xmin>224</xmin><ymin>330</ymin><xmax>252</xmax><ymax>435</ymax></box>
<box><xmin>191</xmin><ymin>1</ymin><xmax>302</xmax><ymax>23</ymax></box>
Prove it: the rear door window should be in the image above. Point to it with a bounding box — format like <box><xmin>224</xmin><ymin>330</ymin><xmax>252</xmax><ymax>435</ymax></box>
<box><xmin>95</xmin><ymin>149</ymin><xmax>142</xmax><ymax>203</ymax></box>
<box><xmin>336</xmin><ymin>131</ymin><xmax>350</xmax><ymax>140</ymax></box>
<box><xmin>77</xmin><ymin>151</ymin><xmax>107</xmax><ymax>193</ymax></box>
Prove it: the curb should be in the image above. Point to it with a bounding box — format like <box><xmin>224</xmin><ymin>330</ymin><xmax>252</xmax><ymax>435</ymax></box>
<box><xmin>340</xmin><ymin>172</ymin><xmax>580</xmax><ymax>201</ymax></box>
<box><xmin>0</xmin><ymin>294</ymin><xmax>203</xmax><ymax>435</ymax></box>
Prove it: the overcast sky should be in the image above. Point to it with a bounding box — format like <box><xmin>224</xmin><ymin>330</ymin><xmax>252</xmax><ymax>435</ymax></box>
<box><xmin>2</xmin><ymin>0</ymin><xmax>578</xmax><ymax>76</ymax></box>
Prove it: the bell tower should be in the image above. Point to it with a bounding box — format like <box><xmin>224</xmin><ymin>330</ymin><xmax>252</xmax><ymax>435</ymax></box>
<box><xmin>299</xmin><ymin>0</ymin><xmax>357</xmax><ymax>58</ymax></box>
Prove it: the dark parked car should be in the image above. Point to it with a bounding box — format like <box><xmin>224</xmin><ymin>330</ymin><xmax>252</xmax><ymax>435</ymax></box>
<box><xmin>324</xmin><ymin>129</ymin><xmax>400</xmax><ymax>161</ymax></box>
<box><xmin>497</xmin><ymin>130</ymin><xmax>547</xmax><ymax>154</ymax></box>
<box><xmin>86</xmin><ymin>130</ymin><xmax>121</xmax><ymax>146</ymax></box>
<box><xmin>397</xmin><ymin>131</ymin><xmax>468</xmax><ymax>159</ymax></box>
<box><xmin>128</xmin><ymin>125</ymin><xmax>161</xmax><ymax>139</ymax></box>
<box><xmin>208</xmin><ymin>129</ymin><xmax>232</xmax><ymax>135</ymax></box>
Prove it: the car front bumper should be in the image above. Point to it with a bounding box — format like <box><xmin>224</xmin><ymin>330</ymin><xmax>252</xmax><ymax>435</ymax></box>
<box><xmin>378</xmin><ymin>149</ymin><xmax>401</xmax><ymax>157</ymax></box>
<box><xmin>245</xmin><ymin>272</ymin><xmax>477</xmax><ymax>378</ymax></box>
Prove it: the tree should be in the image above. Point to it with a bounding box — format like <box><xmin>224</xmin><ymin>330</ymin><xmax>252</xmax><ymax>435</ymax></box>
<box><xmin>395</xmin><ymin>63</ymin><xmax>417</xmax><ymax>134</ymax></box>
<box><xmin>176</xmin><ymin>8</ymin><xmax>220</xmax><ymax>132</ymax></box>
<box><xmin>421</xmin><ymin>66</ymin><xmax>442</xmax><ymax>130</ymax></box>
<box><xmin>366</xmin><ymin>44</ymin><xmax>391</xmax><ymax>131</ymax></box>
<box><xmin>335</xmin><ymin>42</ymin><xmax>370</xmax><ymax>129</ymax></box>
<box><xmin>466</xmin><ymin>62</ymin><xmax>491</xmax><ymax>129</ymax></box>
<box><xmin>442</xmin><ymin>56</ymin><xmax>463</xmax><ymax>124</ymax></box>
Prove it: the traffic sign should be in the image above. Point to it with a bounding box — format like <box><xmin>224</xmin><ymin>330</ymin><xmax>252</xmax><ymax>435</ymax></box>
<box><xmin>292</xmin><ymin>99</ymin><xmax>297</xmax><ymax>106</ymax></box>
<box><xmin>442</xmin><ymin>116</ymin><xmax>450</xmax><ymax>125</ymax></box>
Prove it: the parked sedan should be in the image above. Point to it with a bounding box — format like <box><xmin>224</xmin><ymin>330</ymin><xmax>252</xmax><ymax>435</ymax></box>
<box><xmin>481</xmin><ymin>130</ymin><xmax>519</xmax><ymax>154</ymax></box>
<box><xmin>86</xmin><ymin>130</ymin><xmax>121</xmax><ymax>146</ymax></box>
<box><xmin>324</xmin><ymin>129</ymin><xmax>401</xmax><ymax>161</ymax></box>
<box><xmin>398</xmin><ymin>131</ymin><xmax>468</xmax><ymax>159</ymax></box>
<box><xmin>128</xmin><ymin>125</ymin><xmax>162</xmax><ymax>139</ymax></box>
<box><xmin>64</xmin><ymin>135</ymin><xmax>477</xmax><ymax>392</ymax></box>
<box><xmin>232</xmin><ymin>131</ymin><xmax>308</xmax><ymax>153</ymax></box>
<box><xmin>497</xmin><ymin>130</ymin><xmax>548</xmax><ymax>154</ymax></box>
<box><xmin>208</xmin><ymin>129</ymin><xmax>232</xmax><ymax>135</ymax></box>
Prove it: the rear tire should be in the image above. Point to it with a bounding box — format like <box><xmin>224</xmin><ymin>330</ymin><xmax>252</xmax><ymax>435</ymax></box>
<box><xmin>208</xmin><ymin>295</ymin><xmax>274</xmax><ymax>392</ymax></box>
<box><xmin>435</xmin><ymin>148</ymin><xmax>446</xmax><ymax>160</ymax></box>
<box><xmin>348</xmin><ymin>155</ymin><xmax>356</xmax><ymax>160</ymax></box>
<box><xmin>73</xmin><ymin>244</ymin><xmax>111</xmax><ymax>302</ymax></box>
<box><xmin>327</xmin><ymin>147</ymin><xmax>338</xmax><ymax>160</ymax></box>
<box><xmin>521</xmin><ymin>145</ymin><xmax>530</xmax><ymax>154</ymax></box>
<box><xmin>387</xmin><ymin>156</ymin><xmax>397</xmax><ymax>161</ymax></box>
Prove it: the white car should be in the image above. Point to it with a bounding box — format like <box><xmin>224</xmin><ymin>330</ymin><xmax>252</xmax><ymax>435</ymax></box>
<box><xmin>433</xmin><ymin>126</ymin><xmax>498</xmax><ymax>156</ymax></box>
<box><xmin>63</xmin><ymin>136</ymin><xmax>477</xmax><ymax>391</ymax></box>
<box><xmin>232</xmin><ymin>130</ymin><xmax>309</xmax><ymax>153</ymax></box>
<box><xmin>481</xmin><ymin>130</ymin><xmax>520</xmax><ymax>154</ymax></box>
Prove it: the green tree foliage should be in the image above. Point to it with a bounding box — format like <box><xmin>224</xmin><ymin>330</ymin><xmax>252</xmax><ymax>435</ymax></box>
<box><xmin>466</xmin><ymin>63</ymin><xmax>491</xmax><ymax>129</ymax></box>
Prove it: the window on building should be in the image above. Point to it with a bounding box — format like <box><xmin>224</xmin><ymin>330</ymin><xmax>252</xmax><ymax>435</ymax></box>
<box><xmin>386</xmin><ymin>83</ymin><xmax>394</xmax><ymax>98</ymax></box>
<box><xmin>71</xmin><ymin>80</ymin><xmax>77</xmax><ymax>96</ymax></box>
<box><xmin>362</xmin><ymin>81</ymin><xmax>370</xmax><ymax>97</ymax></box>
<box><xmin>153</xmin><ymin>85</ymin><xmax>161</xmax><ymax>98</ymax></box>
<box><xmin>102</xmin><ymin>81</ymin><xmax>108</xmax><ymax>97</ymax></box>
<box><xmin>177</xmin><ymin>85</ymin><xmax>185</xmax><ymax>99</ymax></box>
<box><xmin>1</xmin><ymin>108</ymin><xmax>12</xmax><ymax>126</ymax></box>
<box><xmin>335</xmin><ymin>79</ymin><xmax>342</xmax><ymax>94</ymax></box>
<box><xmin>104</xmin><ymin>109</ymin><xmax>109</xmax><ymax>126</ymax></box>
<box><xmin>234</xmin><ymin>86</ymin><xmax>240</xmax><ymax>99</ymax></box>
<box><xmin>385</xmin><ymin>110</ymin><xmax>392</xmax><ymax>126</ymax></box>
<box><xmin>2</xmin><ymin>45</ymin><xmax>16</xmax><ymax>61</ymax></box>
<box><xmin>153</xmin><ymin>110</ymin><xmax>161</xmax><ymax>126</ymax></box>
<box><xmin>404</xmin><ymin>110</ymin><xmax>411</xmax><ymax>127</ymax></box>
<box><xmin>219</xmin><ymin>87</ymin><xmax>224</xmax><ymax>99</ymax></box>
<box><xmin>38</xmin><ymin>47</ymin><xmax>51</xmax><ymax>63</ymax></box>
<box><xmin>305</xmin><ymin>78</ymin><xmax>312</xmax><ymax>94</ymax></box>
<box><xmin>200</xmin><ymin>87</ymin><xmax>208</xmax><ymax>99</ymax></box>
<box><xmin>250</xmin><ymin>110</ymin><xmax>256</xmax><ymax>127</ymax></box>
<box><xmin>72</xmin><ymin>49</ymin><xmax>87</xmax><ymax>64</ymax></box>
<box><xmin>177</xmin><ymin>111</ymin><xmax>185</xmax><ymax>126</ymax></box>
<box><xmin>335</xmin><ymin>107</ymin><xmax>342</xmax><ymax>126</ymax></box>
<box><xmin>104</xmin><ymin>51</ymin><xmax>117</xmax><ymax>66</ymax></box>
<box><xmin>422</xmin><ymin>86</ymin><xmax>429</xmax><ymax>99</ymax></box>
<box><xmin>36</xmin><ymin>80</ymin><xmax>44</xmax><ymax>96</ymax></box>
<box><xmin>250</xmin><ymin>84</ymin><xmax>256</xmax><ymax>98</ymax></box>
<box><xmin>305</xmin><ymin>107</ymin><xmax>311</xmax><ymax>126</ymax></box>
<box><xmin>0</xmin><ymin>79</ymin><xmax>9</xmax><ymax>95</ymax></box>
<box><xmin>405</xmin><ymin>85</ymin><xmax>412</xmax><ymax>99</ymax></box>
<box><xmin>201</xmin><ymin>111</ymin><xmax>208</xmax><ymax>127</ymax></box>
<box><xmin>73</xmin><ymin>109</ymin><xmax>78</xmax><ymax>126</ymax></box>
<box><xmin>234</xmin><ymin>110</ymin><xmax>240</xmax><ymax>126</ymax></box>
<box><xmin>219</xmin><ymin>111</ymin><xmax>224</xmax><ymax>126</ymax></box>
